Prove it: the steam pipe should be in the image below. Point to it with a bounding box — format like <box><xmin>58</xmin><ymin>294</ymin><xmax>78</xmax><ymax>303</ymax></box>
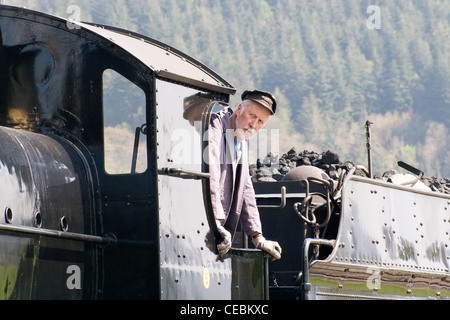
<box><xmin>365</xmin><ymin>120</ymin><xmax>373</xmax><ymax>179</ymax></box>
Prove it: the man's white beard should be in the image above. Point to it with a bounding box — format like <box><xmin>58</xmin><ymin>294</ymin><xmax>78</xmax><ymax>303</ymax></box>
<box><xmin>235</xmin><ymin>127</ymin><xmax>256</xmax><ymax>142</ymax></box>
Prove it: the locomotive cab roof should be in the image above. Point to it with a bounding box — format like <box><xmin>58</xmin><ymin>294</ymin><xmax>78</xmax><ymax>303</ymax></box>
<box><xmin>78</xmin><ymin>21</ymin><xmax>236</xmax><ymax>95</ymax></box>
<box><xmin>0</xmin><ymin>4</ymin><xmax>235</xmax><ymax>95</ymax></box>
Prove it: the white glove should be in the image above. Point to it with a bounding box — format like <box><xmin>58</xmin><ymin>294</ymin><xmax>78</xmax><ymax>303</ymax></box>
<box><xmin>204</xmin><ymin>221</ymin><xmax>232</xmax><ymax>255</ymax></box>
<box><xmin>216</xmin><ymin>224</ymin><xmax>232</xmax><ymax>255</ymax></box>
<box><xmin>254</xmin><ymin>236</ymin><xmax>282</xmax><ymax>261</ymax></box>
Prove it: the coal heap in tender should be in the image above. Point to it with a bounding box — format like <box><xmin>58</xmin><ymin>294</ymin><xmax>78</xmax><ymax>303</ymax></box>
<box><xmin>251</xmin><ymin>147</ymin><xmax>450</xmax><ymax>195</ymax></box>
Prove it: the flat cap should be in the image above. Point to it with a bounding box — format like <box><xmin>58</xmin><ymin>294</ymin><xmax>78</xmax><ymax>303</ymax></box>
<box><xmin>241</xmin><ymin>89</ymin><xmax>276</xmax><ymax>115</ymax></box>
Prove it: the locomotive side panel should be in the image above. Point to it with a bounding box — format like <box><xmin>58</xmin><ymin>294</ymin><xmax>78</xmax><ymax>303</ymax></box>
<box><xmin>306</xmin><ymin>176</ymin><xmax>450</xmax><ymax>299</ymax></box>
<box><xmin>156</xmin><ymin>80</ymin><xmax>233</xmax><ymax>299</ymax></box>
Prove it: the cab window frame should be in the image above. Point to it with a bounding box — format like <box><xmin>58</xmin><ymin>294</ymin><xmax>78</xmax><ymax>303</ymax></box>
<box><xmin>102</xmin><ymin>67</ymin><xmax>148</xmax><ymax>175</ymax></box>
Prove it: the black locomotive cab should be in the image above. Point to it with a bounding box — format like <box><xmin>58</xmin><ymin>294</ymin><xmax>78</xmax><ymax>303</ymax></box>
<box><xmin>156</xmin><ymin>80</ymin><xmax>269</xmax><ymax>299</ymax></box>
<box><xmin>0</xmin><ymin>4</ymin><xmax>268</xmax><ymax>300</ymax></box>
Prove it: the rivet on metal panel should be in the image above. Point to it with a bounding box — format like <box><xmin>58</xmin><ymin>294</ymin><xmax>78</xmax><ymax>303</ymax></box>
<box><xmin>4</xmin><ymin>207</ymin><xmax>13</xmax><ymax>224</ymax></box>
<box><xmin>60</xmin><ymin>216</ymin><xmax>68</xmax><ymax>231</ymax></box>
<box><xmin>34</xmin><ymin>212</ymin><xmax>42</xmax><ymax>228</ymax></box>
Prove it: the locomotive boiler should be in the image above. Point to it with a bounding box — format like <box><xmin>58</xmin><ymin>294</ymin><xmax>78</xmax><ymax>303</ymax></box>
<box><xmin>1</xmin><ymin>4</ymin><xmax>450</xmax><ymax>300</ymax></box>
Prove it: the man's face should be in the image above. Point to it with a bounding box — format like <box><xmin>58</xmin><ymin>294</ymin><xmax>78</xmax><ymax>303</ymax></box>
<box><xmin>234</xmin><ymin>102</ymin><xmax>271</xmax><ymax>142</ymax></box>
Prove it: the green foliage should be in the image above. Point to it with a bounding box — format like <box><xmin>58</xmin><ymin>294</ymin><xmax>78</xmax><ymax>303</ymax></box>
<box><xmin>8</xmin><ymin>0</ymin><xmax>450</xmax><ymax>177</ymax></box>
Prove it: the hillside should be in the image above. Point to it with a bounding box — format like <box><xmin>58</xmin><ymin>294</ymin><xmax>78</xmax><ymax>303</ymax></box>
<box><xmin>7</xmin><ymin>0</ymin><xmax>450</xmax><ymax>177</ymax></box>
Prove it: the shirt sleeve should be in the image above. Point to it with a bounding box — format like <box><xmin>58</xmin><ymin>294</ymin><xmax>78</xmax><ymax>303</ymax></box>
<box><xmin>208</xmin><ymin>112</ymin><xmax>226</xmax><ymax>220</ymax></box>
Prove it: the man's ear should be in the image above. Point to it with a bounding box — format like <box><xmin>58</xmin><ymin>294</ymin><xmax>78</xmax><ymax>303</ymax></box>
<box><xmin>235</xmin><ymin>104</ymin><xmax>242</xmax><ymax>115</ymax></box>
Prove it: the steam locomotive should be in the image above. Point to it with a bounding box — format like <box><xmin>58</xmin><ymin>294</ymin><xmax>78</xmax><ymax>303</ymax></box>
<box><xmin>0</xmin><ymin>5</ymin><xmax>449</xmax><ymax>300</ymax></box>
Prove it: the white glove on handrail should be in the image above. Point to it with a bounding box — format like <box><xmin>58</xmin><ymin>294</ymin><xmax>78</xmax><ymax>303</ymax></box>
<box><xmin>254</xmin><ymin>236</ymin><xmax>282</xmax><ymax>261</ymax></box>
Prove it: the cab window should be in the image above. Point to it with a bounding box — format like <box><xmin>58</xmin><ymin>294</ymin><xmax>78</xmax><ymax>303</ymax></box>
<box><xmin>102</xmin><ymin>68</ymin><xmax>147</xmax><ymax>174</ymax></box>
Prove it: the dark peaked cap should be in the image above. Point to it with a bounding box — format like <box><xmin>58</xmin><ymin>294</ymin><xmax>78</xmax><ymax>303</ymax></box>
<box><xmin>241</xmin><ymin>89</ymin><xmax>277</xmax><ymax>115</ymax></box>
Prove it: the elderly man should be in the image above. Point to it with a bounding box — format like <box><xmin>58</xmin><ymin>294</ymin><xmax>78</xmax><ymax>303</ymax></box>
<box><xmin>208</xmin><ymin>89</ymin><xmax>282</xmax><ymax>260</ymax></box>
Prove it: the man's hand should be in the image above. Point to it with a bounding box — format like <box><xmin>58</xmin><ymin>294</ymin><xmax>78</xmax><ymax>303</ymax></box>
<box><xmin>253</xmin><ymin>236</ymin><xmax>282</xmax><ymax>261</ymax></box>
<box><xmin>205</xmin><ymin>220</ymin><xmax>232</xmax><ymax>256</ymax></box>
<box><xmin>216</xmin><ymin>224</ymin><xmax>232</xmax><ymax>255</ymax></box>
